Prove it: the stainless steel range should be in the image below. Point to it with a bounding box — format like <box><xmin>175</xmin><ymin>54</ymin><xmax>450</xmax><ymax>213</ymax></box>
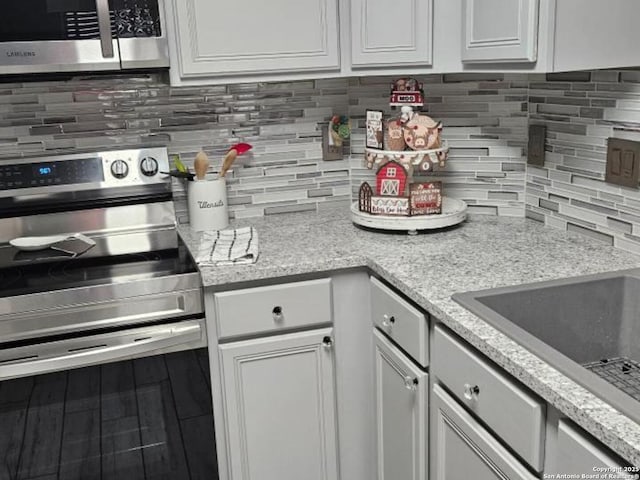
<box><xmin>0</xmin><ymin>148</ymin><xmax>217</xmax><ymax>480</ymax></box>
<box><xmin>0</xmin><ymin>147</ymin><xmax>205</xmax><ymax>376</ymax></box>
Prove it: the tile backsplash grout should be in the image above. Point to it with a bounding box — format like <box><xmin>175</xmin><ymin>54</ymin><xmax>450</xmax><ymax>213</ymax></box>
<box><xmin>1</xmin><ymin>69</ymin><xmax>640</xmax><ymax>253</ymax></box>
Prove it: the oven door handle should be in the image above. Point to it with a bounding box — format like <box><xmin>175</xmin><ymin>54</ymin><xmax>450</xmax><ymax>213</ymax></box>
<box><xmin>96</xmin><ymin>0</ymin><xmax>115</xmax><ymax>58</ymax></box>
<box><xmin>0</xmin><ymin>320</ymin><xmax>204</xmax><ymax>380</ymax></box>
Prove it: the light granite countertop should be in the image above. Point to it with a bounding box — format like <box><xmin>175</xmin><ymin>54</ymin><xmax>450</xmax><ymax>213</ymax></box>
<box><xmin>179</xmin><ymin>207</ymin><xmax>640</xmax><ymax>466</ymax></box>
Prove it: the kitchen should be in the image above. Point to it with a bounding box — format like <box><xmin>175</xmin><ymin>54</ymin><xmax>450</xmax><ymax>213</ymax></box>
<box><xmin>1</xmin><ymin>0</ymin><xmax>640</xmax><ymax>479</ymax></box>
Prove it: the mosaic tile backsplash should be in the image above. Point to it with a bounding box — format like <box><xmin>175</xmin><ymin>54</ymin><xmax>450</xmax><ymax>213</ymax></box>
<box><xmin>525</xmin><ymin>70</ymin><xmax>640</xmax><ymax>254</ymax></box>
<box><xmin>0</xmin><ymin>72</ymin><xmax>351</xmax><ymax>223</ymax></box>
<box><xmin>1</xmin><ymin>69</ymin><xmax>640</xmax><ymax>253</ymax></box>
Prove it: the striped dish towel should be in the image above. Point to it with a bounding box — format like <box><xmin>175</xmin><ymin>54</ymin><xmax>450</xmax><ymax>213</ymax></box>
<box><xmin>195</xmin><ymin>227</ymin><xmax>259</xmax><ymax>266</ymax></box>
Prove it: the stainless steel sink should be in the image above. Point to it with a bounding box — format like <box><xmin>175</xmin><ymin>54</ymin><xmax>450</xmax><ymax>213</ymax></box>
<box><xmin>453</xmin><ymin>268</ymin><xmax>640</xmax><ymax>425</ymax></box>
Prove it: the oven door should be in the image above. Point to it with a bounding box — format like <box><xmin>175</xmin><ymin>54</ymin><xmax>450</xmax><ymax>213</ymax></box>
<box><xmin>0</xmin><ymin>318</ymin><xmax>218</xmax><ymax>480</ymax></box>
<box><xmin>0</xmin><ymin>320</ymin><xmax>218</xmax><ymax>479</ymax></box>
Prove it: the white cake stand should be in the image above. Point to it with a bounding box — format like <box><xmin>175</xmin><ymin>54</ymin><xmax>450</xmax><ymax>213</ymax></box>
<box><xmin>351</xmin><ymin>197</ymin><xmax>467</xmax><ymax>234</ymax></box>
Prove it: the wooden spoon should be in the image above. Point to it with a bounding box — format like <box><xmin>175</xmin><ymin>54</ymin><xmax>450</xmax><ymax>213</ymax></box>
<box><xmin>219</xmin><ymin>149</ymin><xmax>238</xmax><ymax>178</ymax></box>
<box><xmin>193</xmin><ymin>150</ymin><xmax>209</xmax><ymax>180</ymax></box>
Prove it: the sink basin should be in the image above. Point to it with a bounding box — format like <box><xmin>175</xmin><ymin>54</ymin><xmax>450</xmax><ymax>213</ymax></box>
<box><xmin>453</xmin><ymin>268</ymin><xmax>640</xmax><ymax>425</ymax></box>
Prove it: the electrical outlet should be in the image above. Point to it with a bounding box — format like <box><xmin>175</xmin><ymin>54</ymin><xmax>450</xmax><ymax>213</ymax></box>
<box><xmin>605</xmin><ymin>138</ymin><xmax>640</xmax><ymax>188</ymax></box>
<box><xmin>528</xmin><ymin>125</ymin><xmax>546</xmax><ymax>166</ymax></box>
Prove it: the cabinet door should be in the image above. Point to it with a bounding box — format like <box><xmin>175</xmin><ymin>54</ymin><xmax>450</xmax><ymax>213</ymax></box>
<box><xmin>553</xmin><ymin>420</ymin><xmax>626</xmax><ymax>475</ymax></box>
<box><xmin>350</xmin><ymin>0</ymin><xmax>433</xmax><ymax>67</ymax></box>
<box><xmin>430</xmin><ymin>383</ymin><xmax>538</xmax><ymax>480</ymax></box>
<box><xmin>171</xmin><ymin>0</ymin><xmax>340</xmax><ymax>78</ymax></box>
<box><xmin>374</xmin><ymin>329</ymin><xmax>427</xmax><ymax>480</ymax></box>
<box><xmin>219</xmin><ymin>328</ymin><xmax>339</xmax><ymax>480</ymax></box>
<box><xmin>461</xmin><ymin>0</ymin><xmax>538</xmax><ymax>63</ymax></box>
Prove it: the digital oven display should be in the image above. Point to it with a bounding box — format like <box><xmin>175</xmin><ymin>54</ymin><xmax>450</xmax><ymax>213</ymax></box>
<box><xmin>0</xmin><ymin>158</ymin><xmax>105</xmax><ymax>191</ymax></box>
<box><xmin>33</xmin><ymin>158</ymin><xmax>104</xmax><ymax>184</ymax></box>
<box><xmin>36</xmin><ymin>165</ymin><xmax>54</xmax><ymax>176</ymax></box>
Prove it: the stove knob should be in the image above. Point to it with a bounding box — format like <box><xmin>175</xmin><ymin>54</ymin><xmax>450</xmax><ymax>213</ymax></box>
<box><xmin>110</xmin><ymin>160</ymin><xmax>129</xmax><ymax>179</ymax></box>
<box><xmin>140</xmin><ymin>157</ymin><xmax>159</xmax><ymax>177</ymax></box>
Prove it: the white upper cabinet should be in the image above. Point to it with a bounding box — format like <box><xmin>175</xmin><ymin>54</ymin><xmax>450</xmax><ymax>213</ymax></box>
<box><xmin>552</xmin><ymin>0</ymin><xmax>640</xmax><ymax>72</ymax></box>
<box><xmin>350</xmin><ymin>0</ymin><xmax>433</xmax><ymax>67</ymax></box>
<box><xmin>461</xmin><ymin>0</ymin><xmax>539</xmax><ymax>63</ymax></box>
<box><xmin>168</xmin><ymin>0</ymin><xmax>340</xmax><ymax>79</ymax></box>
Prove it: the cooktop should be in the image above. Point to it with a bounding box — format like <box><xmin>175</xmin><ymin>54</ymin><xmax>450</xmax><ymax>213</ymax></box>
<box><xmin>0</xmin><ymin>235</ymin><xmax>198</xmax><ymax>298</ymax></box>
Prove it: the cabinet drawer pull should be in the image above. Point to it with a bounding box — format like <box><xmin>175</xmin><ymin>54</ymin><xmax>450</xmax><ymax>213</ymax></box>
<box><xmin>404</xmin><ymin>375</ymin><xmax>418</xmax><ymax>391</ymax></box>
<box><xmin>463</xmin><ymin>383</ymin><xmax>480</xmax><ymax>400</ymax></box>
<box><xmin>382</xmin><ymin>314</ymin><xmax>396</xmax><ymax>328</ymax></box>
<box><xmin>322</xmin><ymin>336</ymin><xmax>333</xmax><ymax>350</ymax></box>
<box><xmin>272</xmin><ymin>306</ymin><xmax>283</xmax><ymax>322</ymax></box>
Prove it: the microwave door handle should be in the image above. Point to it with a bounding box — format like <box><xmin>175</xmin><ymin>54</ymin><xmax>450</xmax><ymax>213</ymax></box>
<box><xmin>96</xmin><ymin>0</ymin><xmax>115</xmax><ymax>58</ymax></box>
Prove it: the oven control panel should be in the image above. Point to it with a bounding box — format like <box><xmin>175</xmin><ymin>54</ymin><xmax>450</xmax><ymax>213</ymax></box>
<box><xmin>0</xmin><ymin>148</ymin><xmax>170</xmax><ymax>193</ymax></box>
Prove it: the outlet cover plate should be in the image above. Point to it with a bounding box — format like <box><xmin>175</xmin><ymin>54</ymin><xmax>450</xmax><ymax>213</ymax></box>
<box><xmin>528</xmin><ymin>125</ymin><xmax>546</xmax><ymax>166</ymax></box>
<box><xmin>606</xmin><ymin>138</ymin><xmax>640</xmax><ymax>188</ymax></box>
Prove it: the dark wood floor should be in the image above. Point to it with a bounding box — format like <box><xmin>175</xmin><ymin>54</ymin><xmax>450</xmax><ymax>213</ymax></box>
<box><xmin>0</xmin><ymin>348</ymin><xmax>218</xmax><ymax>480</ymax></box>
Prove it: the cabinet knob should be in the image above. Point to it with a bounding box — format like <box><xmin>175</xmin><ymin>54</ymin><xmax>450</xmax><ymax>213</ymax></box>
<box><xmin>463</xmin><ymin>383</ymin><xmax>480</xmax><ymax>400</ymax></box>
<box><xmin>382</xmin><ymin>314</ymin><xmax>396</xmax><ymax>329</ymax></box>
<box><xmin>404</xmin><ymin>375</ymin><xmax>418</xmax><ymax>391</ymax></box>
<box><xmin>272</xmin><ymin>306</ymin><xmax>283</xmax><ymax>322</ymax></box>
<box><xmin>322</xmin><ymin>336</ymin><xmax>333</xmax><ymax>350</ymax></box>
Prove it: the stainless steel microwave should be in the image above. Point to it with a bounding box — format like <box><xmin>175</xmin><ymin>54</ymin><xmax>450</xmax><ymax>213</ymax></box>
<box><xmin>0</xmin><ymin>0</ymin><xmax>169</xmax><ymax>74</ymax></box>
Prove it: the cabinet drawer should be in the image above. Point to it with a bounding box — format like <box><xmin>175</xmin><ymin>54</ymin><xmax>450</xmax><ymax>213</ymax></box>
<box><xmin>433</xmin><ymin>325</ymin><xmax>545</xmax><ymax>472</ymax></box>
<box><xmin>371</xmin><ymin>277</ymin><xmax>428</xmax><ymax>367</ymax></box>
<box><xmin>215</xmin><ymin>279</ymin><xmax>332</xmax><ymax>340</ymax></box>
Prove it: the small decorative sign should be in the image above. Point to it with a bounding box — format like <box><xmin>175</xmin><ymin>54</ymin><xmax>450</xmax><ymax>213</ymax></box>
<box><xmin>370</xmin><ymin>196</ymin><xmax>410</xmax><ymax>216</ymax></box>
<box><xmin>389</xmin><ymin>78</ymin><xmax>424</xmax><ymax>107</ymax></box>
<box><xmin>410</xmin><ymin>182</ymin><xmax>442</xmax><ymax>215</ymax></box>
<box><xmin>385</xmin><ymin>117</ymin><xmax>406</xmax><ymax>151</ymax></box>
<box><xmin>365</xmin><ymin>110</ymin><xmax>384</xmax><ymax>149</ymax></box>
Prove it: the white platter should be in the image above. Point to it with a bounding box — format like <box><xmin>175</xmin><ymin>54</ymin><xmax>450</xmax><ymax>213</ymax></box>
<box><xmin>351</xmin><ymin>197</ymin><xmax>467</xmax><ymax>233</ymax></box>
<box><xmin>10</xmin><ymin>235</ymin><xmax>70</xmax><ymax>251</ymax></box>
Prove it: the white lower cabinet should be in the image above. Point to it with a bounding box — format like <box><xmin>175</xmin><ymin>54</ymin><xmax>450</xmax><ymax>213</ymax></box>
<box><xmin>431</xmin><ymin>383</ymin><xmax>538</xmax><ymax>480</ymax></box>
<box><xmin>553</xmin><ymin>419</ymin><xmax>626</xmax><ymax>475</ymax></box>
<box><xmin>219</xmin><ymin>328</ymin><xmax>339</xmax><ymax>480</ymax></box>
<box><xmin>374</xmin><ymin>329</ymin><xmax>427</xmax><ymax>480</ymax></box>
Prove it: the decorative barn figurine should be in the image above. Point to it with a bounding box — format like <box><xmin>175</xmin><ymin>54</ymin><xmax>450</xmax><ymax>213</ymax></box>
<box><xmin>375</xmin><ymin>160</ymin><xmax>408</xmax><ymax>197</ymax></box>
<box><xmin>368</xmin><ymin>160</ymin><xmax>411</xmax><ymax>216</ymax></box>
